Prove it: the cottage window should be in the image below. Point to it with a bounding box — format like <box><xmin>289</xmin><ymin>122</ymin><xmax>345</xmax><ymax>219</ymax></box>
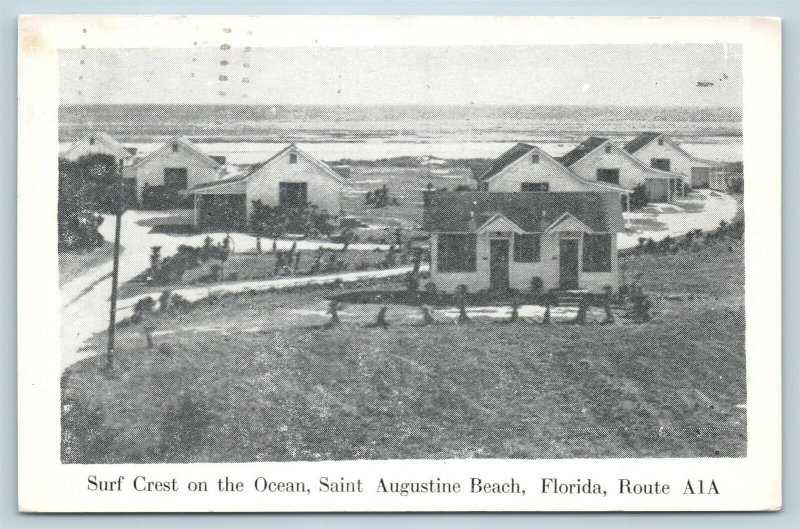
<box><xmin>437</xmin><ymin>234</ymin><xmax>476</xmax><ymax>272</ymax></box>
<box><xmin>278</xmin><ymin>182</ymin><xmax>308</xmax><ymax>209</ymax></box>
<box><xmin>513</xmin><ymin>233</ymin><xmax>541</xmax><ymax>262</ymax></box>
<box><xmin>289</xmin><ymin>153</ymin><xmax>298</xmax><ymax>164</ymax></box>
<box><xmin>520</xmin><ymin>182</ymin><xmax>549</xmax><ymax>192</ymax></box>
<box><xmin>172</xmin><ymin>142</ymin><xmax>179</xmax><ymax>153</ymax></box>
<box><xmin>582</xmin><ymin>234</ymin><xmax>612</xmax><ymax>272</ymax></box>
<box><xmin>531</xmin><ymin>153</ymin><xmax>540</xmax><ymax>164</ymax></box>
<box><xmin>657</xmin><ymin>138</ymin><xmax>664</xmax><ymax>146</ymax></box>
<box><xmin>596</xmin><ymin>168</ymin><xmax>620</xmax><ymax>184</ymax></box>
<box><xmin>605</xmin><ymin>145</ymin><xmax>612</xmax><ymax>153</ymax></box>
<box><xmin>164</xmin><ymin>168</ymin><xmax>188</xmax><ymax>190</ymax></box>
<box><xmin>651</xmin><ymin>158</ymin><xmax>671</xmax><ymax>171</ymax></box>
<box><xmin>89</xmin><ymin>137</ymin><xmax>95</xmax><ymax>145</ymax></box>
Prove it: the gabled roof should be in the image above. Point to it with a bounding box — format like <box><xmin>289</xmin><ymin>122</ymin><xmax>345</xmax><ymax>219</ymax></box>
<box><xmin>560</xmin><ymin>136</ymin><xmax>688</xmax><ymax>181</ymax></box>
<box><xmin>192</xmin><ymin>174</ymin><xmax>248</xmax><ymax>191</ymax></box>
<box><xmin>64</xmin><ymin>132</ymin><xmax>132</xmax><ymax>160</ymax></box>
<box><xmin>243</xmin><ymin>144</ymin><xmax>296</xmax><ymax>178</ymax></box>
<box><xmin>190</xmin><ymin>143</ymin><xmax>343</xmax><ymax>193</ymax></box>
<box><xmin>423</xmin><ymin>191</ymin><xmax>624</xmax><ymax>234</ymax></box>
<box><xmin>476</xmin><ymin>213</ymin><xmax>526</xmax><ymax>234</ymax></box>
<box><xmin>544</xmin><ymin>212</ymin><xmax>595</xmax><ymax>234</ymax></box>
<box><xmin>624</xmin><ymin>132</ymin><xmax>723</xmax><ymax>165</ymax></box>
<box><xmin>478</xmin><ymin>141</ymin><xmax>630</xmax><ymax>194</ymax></box>
<box><xmin>558</xmin><ymin>137</ymin><xmax>609</xmax><ymax>168</ymax></box>
<box><xmin>132</xmin><ymin>136</ymin><xmax>223</xmax><ymax>170</ymax></box>
<box><xmin>624</xmin><ymin>132</ymin><xmax>662</xmax><ymax>154</ymax></box>
<box><xmin>477</xmin><ymin>143</ymin><xmax>537</xmax><ymax>181</ymax></box>
<box><xmin>247</xmin><ymin>143</ymin><xmax>344</xmax><ymax>183</ymax></box>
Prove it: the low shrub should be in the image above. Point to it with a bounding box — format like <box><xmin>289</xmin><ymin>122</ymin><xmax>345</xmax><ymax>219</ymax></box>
<box><xmin>131</xmin><ymin>297</ymin><xmax>156</xmax><ymax>323</ymax></box>
<box><xmin>159</xmin><ymin>289</ymin><xmax>172</xmax><ymax>311</ymax></box>
<box><xmin>171</xmin><ymin>294</ymin><xmax>191</xmax><ymax>312</ymax></box>
<box><xmin>629</xmin><ymin>183</ymin><xmax>650</xmax><ymax>210</ymax></box>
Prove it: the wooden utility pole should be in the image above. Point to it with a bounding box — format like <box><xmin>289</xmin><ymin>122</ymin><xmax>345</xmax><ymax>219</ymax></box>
<box><xmin>106</xmin><ymin>159</ymin><xmax>124</xmax><ymax>368</ymax></box>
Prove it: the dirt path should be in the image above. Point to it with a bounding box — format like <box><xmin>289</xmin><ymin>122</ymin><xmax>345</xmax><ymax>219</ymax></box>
<box><xmin>620</xmin><ymin>190</ymin><xmax>737</xmax><ymax>249</ymax></box>
<box><xmin>59</xmin><ymin>210</ymin><xmax>401</xmax><ymax>371</ymax></box>
<box><xmin>60</xmin><ymin>190</ymin><xmax>738</xmax><ymax>371</ymax></box>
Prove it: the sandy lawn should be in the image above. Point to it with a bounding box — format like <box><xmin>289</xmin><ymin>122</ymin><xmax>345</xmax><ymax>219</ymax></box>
<box><xmin>59</xmin><ymin>242</ymin><xmax>115</xmax><ymax>287</ymax></box>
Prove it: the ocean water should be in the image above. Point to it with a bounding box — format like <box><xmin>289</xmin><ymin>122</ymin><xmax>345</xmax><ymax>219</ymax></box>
<box><xmin>59</xmin><ymin>104</ymin><xmax>743</xmax><ymax>162</ymax></box>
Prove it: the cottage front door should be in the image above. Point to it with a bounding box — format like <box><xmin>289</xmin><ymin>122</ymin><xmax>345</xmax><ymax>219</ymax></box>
<box><xmin>489</xmin><ymin>239</ymin><xmax>510</xmax><ymax>290</ymax></box>
<box><xmin>559</xmin><ymin>239</ymin><xmax>580</xmax><ymax>290</ymax></box>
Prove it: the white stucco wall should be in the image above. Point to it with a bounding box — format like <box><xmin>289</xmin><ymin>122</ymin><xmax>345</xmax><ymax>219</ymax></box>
<box><xmin>486</xmin><ymin>150</ymin><xmax>598</xmax><ymax>192</ymax></box>
<box><xmin>245</xmin><ymin>148</ymin><xmax>343</xmax><ymax>217</ymax></box>
<box><xmin>632</xmin><ymin>138</ymin><xmax>715</xmax><ymax>187</ymax></box>
<box><xmin>129</xmin><ymin>142</ymin><xmax>221</xmax><ymax>201</ymax></box>
<box><xmin>568</xmin><ymin>143</ymin><xmax>652</xmax><ymax>191</ymax></box>
<box><xmin>430</xmin><ymin>232</ymin><xmax>619</xmax><ymax>294</ymax></box>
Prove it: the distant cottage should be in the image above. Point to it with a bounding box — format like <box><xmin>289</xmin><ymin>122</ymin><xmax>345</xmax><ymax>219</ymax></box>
<box><xmin>190</xmin><ymin>144</ymin><xmax>344</xmax><ymax>230</ymax></box>
<box><xmin>423</xmin><ymin>191</ymin><xmax>624</xmax><ymax>293</ymax></box>
<box><xmin>123</xmin><ymin>136</ymin><xmax>224</xmax><ymax>202</ymax></box>
<box><xmin>63</xmin><ymin>132</ymin><xmax>136</xmax><ymax>164</ymax></box>
<box><xmin>624</xmin><ymin>132</ymin><xmax>728</xmax><ymax>190</ymax></box>
<box><xmin>559</xmin><ymin>137</ymin><xmax>687</xmax><ymax>203</ymax></box>
<box><xmin>475</xmin><ymin>142</ymin><xmax>632</xmax><ymax>209</ymax></box>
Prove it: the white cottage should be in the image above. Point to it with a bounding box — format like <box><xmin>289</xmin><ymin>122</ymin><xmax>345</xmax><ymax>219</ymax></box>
<box><xmin>63</xmin><ymin>132</ymin><xmax>136</xmax><ymax>164</ymax></box>
<box><xmin>190</xmin><ymin>144</ymin><xmax>344</xmax><ymax>230</ymax></box>
<box><xmin>559</xmin><ymin>137</ymin><xmax>687</xmax><ymax>203</ymax></box>
<box><xmin>476</xmin><ymin>142</ymin><xmax>631</xmax><ymax>209</ymax></box>
<box><xmin>424</xmin><ymin>191</ymin><xmax>624</xmax><ymax>293</ymax></box>
<box><xmin>624</xmin><ymin>132</ymin><xmax>727</xmax><ymax>189</ymax></box>
<box><xmin>122</xmin><ymin>136</ymin><xmax>225</xmax><ymax>202</ymax></box>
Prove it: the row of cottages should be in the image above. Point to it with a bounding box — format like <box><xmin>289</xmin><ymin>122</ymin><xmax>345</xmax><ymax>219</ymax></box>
<box><xmin>623</xmin><ymin>132</ymin><xmax>729</xmax><ymax>190</ymax></box>
<box><xmin>475</xmin><ymin>142</ymin><xmax>633</xmax><ymax>209</ymax></box>
<box><xmin>557</xmin><ymin>137</ymin><xmax>687</xmax><ymax>203</ymax></box>
<box><xmin>190</xmin><ymin>144</ymin><xmax>345</xmax><ymax>230</ymax></box>
<box><xmin>63</xmin><ymin>133</ymin><xmax>345</xmax><ymax>227</ymax></box>
<box><xmin>424</xmin><ymin>191</ymin><xmax>625</xmax><ymax>294</ymax></box>
<box><xmin>62</xmin><ymin>132</ymin><xmax>138</xmax><ymax>165</ymax></box>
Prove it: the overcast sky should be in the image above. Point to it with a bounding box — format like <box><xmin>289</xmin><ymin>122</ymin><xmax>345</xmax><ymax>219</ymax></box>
<box><xmin>60</xmin><ymin>44</ymin><xmax>742</xmax><ymax>107</ymax></box>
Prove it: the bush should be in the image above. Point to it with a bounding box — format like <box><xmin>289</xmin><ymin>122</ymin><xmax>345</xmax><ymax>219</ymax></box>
<box><xmin>141</xmin><ymin>183</ymin><xmax>193</xmax><ymax>210</ymax></box>
<box><xmin>530</xmin><ymin>276</ymin><xmax>544</xmax><ymax>295</ymax></box>
<box><xmin>250</xmin><ymin>200</ymin><xmax>335</xmax><ymax>238</ymax></box>
<box><xmin>131</xmin><ymin>297</ymin><xmax>156</xmax><ymax>323</ymax></box>
<box><xmin>629</xmin><ymin>183</ymin><xmax>650</xmax><ymax>210</ymax></box>
<box><xmin>159</xmin><ymin>289</ymin><xmax>172</xmax><ymax>311</ymax></box>
<box><xmin>58</xmin><ymin>154</ymin><xmax>121</xmax><ymax>252</ymax></box>
<box><xmin>171</xmin><ymin>294</ymin><xmax>191</xmax><ymax>312</ymax></box>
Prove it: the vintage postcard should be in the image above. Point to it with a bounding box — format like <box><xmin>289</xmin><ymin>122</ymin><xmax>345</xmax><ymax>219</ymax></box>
<box><xmin>18</xmin><ymin>15</ymin><xmax>781</xmax><ymax>512</ymax></box>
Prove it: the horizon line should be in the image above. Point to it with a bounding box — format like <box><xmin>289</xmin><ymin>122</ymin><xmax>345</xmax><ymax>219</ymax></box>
<box><xmin>59</xmin><ymin>102</ymin><xmax>743</xmax><ymax>109</ymax></box>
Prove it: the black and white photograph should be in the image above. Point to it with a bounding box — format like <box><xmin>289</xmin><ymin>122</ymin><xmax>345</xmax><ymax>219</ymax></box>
<box><xmin>17</xmin><ymin>15</ymin><xmax>781</xmax><ymax>512</ymax></box>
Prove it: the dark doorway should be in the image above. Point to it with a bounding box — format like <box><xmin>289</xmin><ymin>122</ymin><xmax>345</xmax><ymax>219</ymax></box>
<box><xmin>196</xmin><ymin>194</ymin><xmax>247</xmax><ymax>231</ymax></box>
<box><xmin>596</xmin><ymin>168</ymin><xmax>620</xmax><ymax>184</ymax></box>
<box><xmin>651</xmin><ymin>158</ymin><xmax>671</xmax><ymax>171</ymax></box>
<box><xmin>559</xmin><ymin>239</ymin><xmax>580</xmax><ymax>290</ymax></box>
<box><xmin>279</xmin><ymin>182</ymin><xmax>308</xmax><ymax>209</ymax></box>
<box><xmin>489</xmin><ymin>239</ymin><xmax>510</xmax><ymax>290</ymax></box>
<box><xmin>164</xmin><ymin>167</ymin><xmax>188</xmax><ymax>190</ymax></box>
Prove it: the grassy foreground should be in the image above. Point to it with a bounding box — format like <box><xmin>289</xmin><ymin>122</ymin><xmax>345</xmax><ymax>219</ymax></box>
<box><xmin>62</xmin><ymin>238</ymin><xmax>745</xmax><ymax>462</ymax></box>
